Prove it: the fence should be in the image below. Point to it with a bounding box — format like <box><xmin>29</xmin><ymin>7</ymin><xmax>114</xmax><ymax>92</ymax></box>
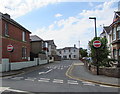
<box><xmin>0</xmin><ymin>58</ymin><xmax>48</xmax><ymax>72</ymax></box>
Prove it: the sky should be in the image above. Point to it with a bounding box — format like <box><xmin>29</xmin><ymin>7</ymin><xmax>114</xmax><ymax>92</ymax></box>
<box><xmin>0</xmin><ymin>0</ymin><xmax>119</xmax><ymax>49</ymax></box>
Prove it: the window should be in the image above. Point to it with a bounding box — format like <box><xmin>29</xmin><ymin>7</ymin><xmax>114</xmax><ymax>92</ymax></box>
<box><xmin>5</xmin><ymin>23</ymin><xmax>9</xmax><ymax>36</ymax></box>
<box><xmin>113</xmin><ymin>49</ymin><xmax>117</xmax><ymax>58</ymax></box>
<box><xmin>74</xmin><ymin>49</ymin><xmax>76</xmax><ymax>52</ymax></box>
<box><xmin>113</xmin><ymin>27</ymin><xmax>116</xmax><ymax>40</ymax></box>
<box><xmin>74</xmin><ymin>55</ymin><xmax>76</xmax><ymax>58</ymax></box>
<box><xmin>64</xmin><ymin>50</ymin><xmax>66</xmax><ymax>52</ymax></box>
<box><xmin>117</xmin><ymin>25</ymin><xmax>120</xmax><ymax>39</ymax></box>
<box><xmin>22</xmin><ymin>32</ymin><xmax>26</xmax><ymax>41</ymax></box>
<box><xmin>118</xmin><ymin>30</ymin><xmax>120</xmax><ymax>39</ymax></box>
<box><xmin>22</xmin><ymin>47</ymin><xmax>27</xmax><ymax>59</ymax></box>
<box><xmin>69</xmin><ymin>49</ymin><xmax>71</xmax><ymax>52</ymax></box>
<box><xmin>118</xmin><ymin>49</ymin><xmax>120</xmax><ymax>56</ymax></box>
<box><xmin>59</xmin><ymin>51</ymin><xmax>61</xmax><ymax>54</ymax></box>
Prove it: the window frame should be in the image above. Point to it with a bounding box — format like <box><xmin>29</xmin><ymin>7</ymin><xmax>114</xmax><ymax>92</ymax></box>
<box><xmin>113</xmin><ymin>27</ymin><xmax>116</xmax><ymax>41</ymax></box>
<box><xmin>22</xmin><ymin>47</ymin><xmax>27</xmax><ymax>59</ymax></box>
<box><xmin>22</xmin><ymin>31</ymin><xmax>26</xmax><ymax>42</ymax></box>
<box><xmin>5</xmin><ymin>23</ymin><xmax>9</xmax><ymax>36</ymax></box>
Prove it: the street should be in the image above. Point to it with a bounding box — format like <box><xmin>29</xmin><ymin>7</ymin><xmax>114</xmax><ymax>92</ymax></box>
<box><xmin>1</xmin><ymin>60</ymin><xmax>119</xmax><ymax>93</ymax></box>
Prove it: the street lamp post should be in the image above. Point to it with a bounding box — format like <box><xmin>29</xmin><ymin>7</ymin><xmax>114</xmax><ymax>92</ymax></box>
<box><xmin>89</xmin><ymin>17</ymin><xmax>99</xmax><ymax>75</ymax></box>
<box><xmin>89</xmin><ymin>17</ymin><xmax>97</xmax><ymax>38</ymax></box>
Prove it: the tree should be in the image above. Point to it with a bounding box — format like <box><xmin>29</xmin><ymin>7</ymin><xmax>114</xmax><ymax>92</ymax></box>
<box><xmin>79</xmin><ymin>48</ymin><xmax>88</xmax><ymax>58</ymax></box>
<box><xmin>88</xmin><ymin>37</ymin><xmax>110</xmax><ymax>67</ymax></box>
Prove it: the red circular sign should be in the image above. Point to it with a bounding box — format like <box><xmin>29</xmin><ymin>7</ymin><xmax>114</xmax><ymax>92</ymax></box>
<box><xmin>7</xmin><ymin>44</ymin><xmax>14</xmax><ymax>52</ymax></box>
<box><xmin>93</xmin><ymin>40</ymin><xmax>101</xmax><ymax>48</ymax></box>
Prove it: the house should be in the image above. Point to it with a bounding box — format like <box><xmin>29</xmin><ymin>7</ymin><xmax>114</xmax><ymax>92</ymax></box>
<box><xmin>57</xmin><ymin>45</ymin><xmax>79</xmax><ymax>60</ymax></box>
<box><xmin>46</xmin><ymin>40</ymin><xmax>57</xmax><ymax>56</ymax></box>
<box><xmin>30</xmin><ymin>35</ymin><xmax>48</xmax><ymax>60</ymax></box>
<box><xmin>110</xmin><ymin>11</ymin><xmax>120</xmax><ymax>61</ymax></box>
<box><xmin>0</xmin><ymin>13</ymin><xmax>31</xmax><ymax>63</ymax></box>
<box><xmin>100</xmin><ymin>26</ymin><xmax>112</xmax><ymax>58</ymax></box>
<box><xmin>45</xmin><ymin>40</ymin><xmax>61</xmax><ymax>61</ymax></box>
<box><xmin>100</xmin><ymin>11</ymin><xmax>120</xmax><ymax>63</ymax></box>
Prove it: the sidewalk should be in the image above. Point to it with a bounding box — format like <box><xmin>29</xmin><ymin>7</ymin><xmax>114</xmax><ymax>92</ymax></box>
<box><xmin>69</xmin><ymin>63</ymin><xmax>120</xmax><ymax>87</ymax></box>
<box><xmin>0</xmin><ymin>63</ymin><xmax>48</xmax><ymax>77</ymax></box>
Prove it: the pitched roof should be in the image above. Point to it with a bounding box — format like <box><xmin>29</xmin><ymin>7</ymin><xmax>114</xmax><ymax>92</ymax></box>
<box><xmin>0</xmin><ymin>12</ymin><xmax>31</xmax><ymax>33</ymax></box>
<box><xmin>30</xmin><ymin>35</ymin><xmax>43</xmax><ymax>41</ymax></box>
<box><xmin>45</xmin><ymin>40</ymin><xmax>57</xmax><ymax>47</ymax></box>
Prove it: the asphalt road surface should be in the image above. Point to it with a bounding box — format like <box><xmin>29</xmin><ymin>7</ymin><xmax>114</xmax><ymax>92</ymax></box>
<box><xmin>1</xmin><ymin>60</ymin><xmax>119</xmax><ymax>94</ymax></box>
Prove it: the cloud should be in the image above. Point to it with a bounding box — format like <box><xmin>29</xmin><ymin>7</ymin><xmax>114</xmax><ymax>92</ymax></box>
<box><xmin>33</xmin><ymin>0</ymin><xmax>117</xmax><ymax>49</ymax></box>
<box><xmin>0</xmin><ymin>0</ymin><xmax>60</xmax><ymax>18</ymax></box>
<box><xmin>55</xmin><ymin>13</ymin><xmax>63</xmax><ymax>17</ymax></box>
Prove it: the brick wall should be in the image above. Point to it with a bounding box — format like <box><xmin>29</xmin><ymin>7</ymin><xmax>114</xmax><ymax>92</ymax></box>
<box><xmin>84</xmin><ymin>62</ymin><xmax>120</xmax><ymax>78</ymax></box>
<box><xmin>2</xmin><ymin>19</ymin><xmax>30</xmax><ymax>62</ymax></box>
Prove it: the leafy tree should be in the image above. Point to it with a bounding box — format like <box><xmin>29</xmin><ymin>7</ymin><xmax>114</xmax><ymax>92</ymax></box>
<box><xmin>88</xmin><ymin>37</ymin><xmax>110</xmax><ymax>67</ymax></box>
<box><xmin>79</xmin><ymin>48</ymin><xmax>88</xmax><ymax>58</ymax></box>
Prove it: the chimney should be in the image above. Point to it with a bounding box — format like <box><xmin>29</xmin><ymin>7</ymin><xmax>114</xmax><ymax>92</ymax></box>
<box><xmin>4</xmin><ymin>13</ymin><xmax>10</xmax><ymax>18</ymax></box>
<box><xmin>74</xmin><ymin>44</ymin><xmax>76</xmax><ymax>48</ymax></box>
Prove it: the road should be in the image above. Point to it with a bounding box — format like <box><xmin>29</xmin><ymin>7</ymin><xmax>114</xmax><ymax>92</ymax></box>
<box><xmin>1</xmin><ymin>60</ymin><xmax>119</xmax><ymax>94</ymax></box>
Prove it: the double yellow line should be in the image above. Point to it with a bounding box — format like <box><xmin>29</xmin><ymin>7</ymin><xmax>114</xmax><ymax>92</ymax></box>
<box><xmin>65</xmin><ymin>63</ymin><xmax>120</xmax><ymax>88</ymax></box>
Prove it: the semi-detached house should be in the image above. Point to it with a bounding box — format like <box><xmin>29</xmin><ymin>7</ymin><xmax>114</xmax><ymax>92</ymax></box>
<box><xmin>0</xmin><ymin>13</ymin><xmax>31</xmax><ymax>63</ymax></box>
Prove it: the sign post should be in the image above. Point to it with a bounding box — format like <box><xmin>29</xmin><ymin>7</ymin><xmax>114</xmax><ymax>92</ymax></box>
<box><xmin>7</xmin><ymin>44</ymin><xmax>14</xmax><ymax>71</ymax></box>
<box><xmin>93</xmin><ymin>40</ymin><xmax>101</xmax><ymax>75</ymax></box>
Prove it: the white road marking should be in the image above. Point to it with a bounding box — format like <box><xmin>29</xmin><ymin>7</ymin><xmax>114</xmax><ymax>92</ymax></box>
<box><xmin>68</xmin><ymin>82</ymin><xmax>78</xmax><ymax>85</ymax></box>
<box><xmin>7</xmin><ymin>88</ymin><xmax>28</xmax><ymax>93</ymax></box>
<box><xmin>83</xmin><ymin>83</ymin><xmax>95</xmax><ymax>86</ymax></box>
<box><xmin>68</xmin><ymin>80</ymin><xmax>78</xmax><ymax>85</ymax></box>
<box><xmin>82</xmin><ymin>81</ymin><xmax>95</xmax><ymax>86</ymax></box>
<box><xmin>25</xmin><ymin>78</ymin><xmax>34</xmax><ymax>81</ymax></box>
<box><xmin>45</xmin><ymin>69</ymin><xmax>53</xmax><ymax>73</ymax></box>
<box><xmin>53</xmin><ymin>79</ymin><xmax>63</xmax><ymax>83</ymax></box>
<box><xmin>39</xmin><ymin>69</ymin><xmax>53</xmax><ymax>74</ymax></box>
<box><xmin>99</xmin><ymin>85</ymin><xmax>113</xmax><ymax>88</ymax></box>
<box><xmin>38</xmin><ymin>78</ymin><xmax>50</xmax><ymax>82</ymax></box>
<box><xmin>0</xmin><ymin>87</ymin><xmax>9</xmax><ymax>92</ymax></box>
<box><xmin>38</xmin><ymin>80</ymin><xmax>49</xmax><ymax>82</ymax></box>
<box><xmin>39</xmin><ymin>72</ymin><xmax>45</xmax><ymax>74</ymax></box>
<box><xmin>40</xmin><ymin>78</ymin><xmax>50</xmax><ymax>80</ymax></box>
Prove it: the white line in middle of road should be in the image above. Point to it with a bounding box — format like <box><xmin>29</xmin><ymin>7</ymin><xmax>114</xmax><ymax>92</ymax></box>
<box><xmin>53</xmin><ymin>79</ymin><xmax>63</xmax><ymax>83</ymax></box>
<box><xmin>68</xmin><ymin>80</ymin><xmax>78</xmax><ymax>85</ymax></box>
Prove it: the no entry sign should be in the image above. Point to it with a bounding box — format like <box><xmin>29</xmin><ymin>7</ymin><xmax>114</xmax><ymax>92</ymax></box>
<box><xmin>7</xmin><ymin>44</ymin><xmax>14</xmax><ymax>52</ymax></box>
<box><xmin>93</xmin><ymin>40</ymin><xmax>101</xmax><ymax>48</ymax></box>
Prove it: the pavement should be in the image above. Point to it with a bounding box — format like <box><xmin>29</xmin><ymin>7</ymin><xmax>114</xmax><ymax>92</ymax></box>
<box><xmin>66</xmin><ymin>62</ymin><xmax>120</xmax><ymax>88</ymax></box>
<box><xmin>0</xmin><ymin>63</ymin><xmax>49</xmax><ymax>78</ymax></box>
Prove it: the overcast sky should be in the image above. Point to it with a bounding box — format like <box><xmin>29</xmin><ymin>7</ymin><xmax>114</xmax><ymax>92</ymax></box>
<box><xmin>0</xmin><ymin>0</ymin><xmax>118</xmax><ymax>49</ymax></box>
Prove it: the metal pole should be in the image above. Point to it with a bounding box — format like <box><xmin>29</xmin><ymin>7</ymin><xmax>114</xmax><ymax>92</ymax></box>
<box><xmin>89</xmin><ymin>17</ymin><xmax>99</xmax><ymax>75</ymax></box>
<box><xmin>94</xmin><ymin>18</ymin><xmax>99</xmax><ymax>75</ymax></box>
<box><xmin>94</xmin><ymin>18</ymin><xmax>97</xmax><ymax>38</ymax></box>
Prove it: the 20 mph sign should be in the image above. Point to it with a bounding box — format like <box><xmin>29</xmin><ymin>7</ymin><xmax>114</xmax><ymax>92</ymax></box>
<box><xmin>7</xmin><ymin>44</ymin><xmax>14</xmax><ymax>52</ymax></box>
<box><xmin>93</xmin><ymin>40</ymin><xmax>101</xmax><ymax>48</ymax></box>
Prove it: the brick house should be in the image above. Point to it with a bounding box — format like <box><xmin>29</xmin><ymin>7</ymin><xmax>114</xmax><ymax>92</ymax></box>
<box><xmin>0</xmin><ymin>13</ymin><xmax>31</xmax><ymax>63</ymax></box>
